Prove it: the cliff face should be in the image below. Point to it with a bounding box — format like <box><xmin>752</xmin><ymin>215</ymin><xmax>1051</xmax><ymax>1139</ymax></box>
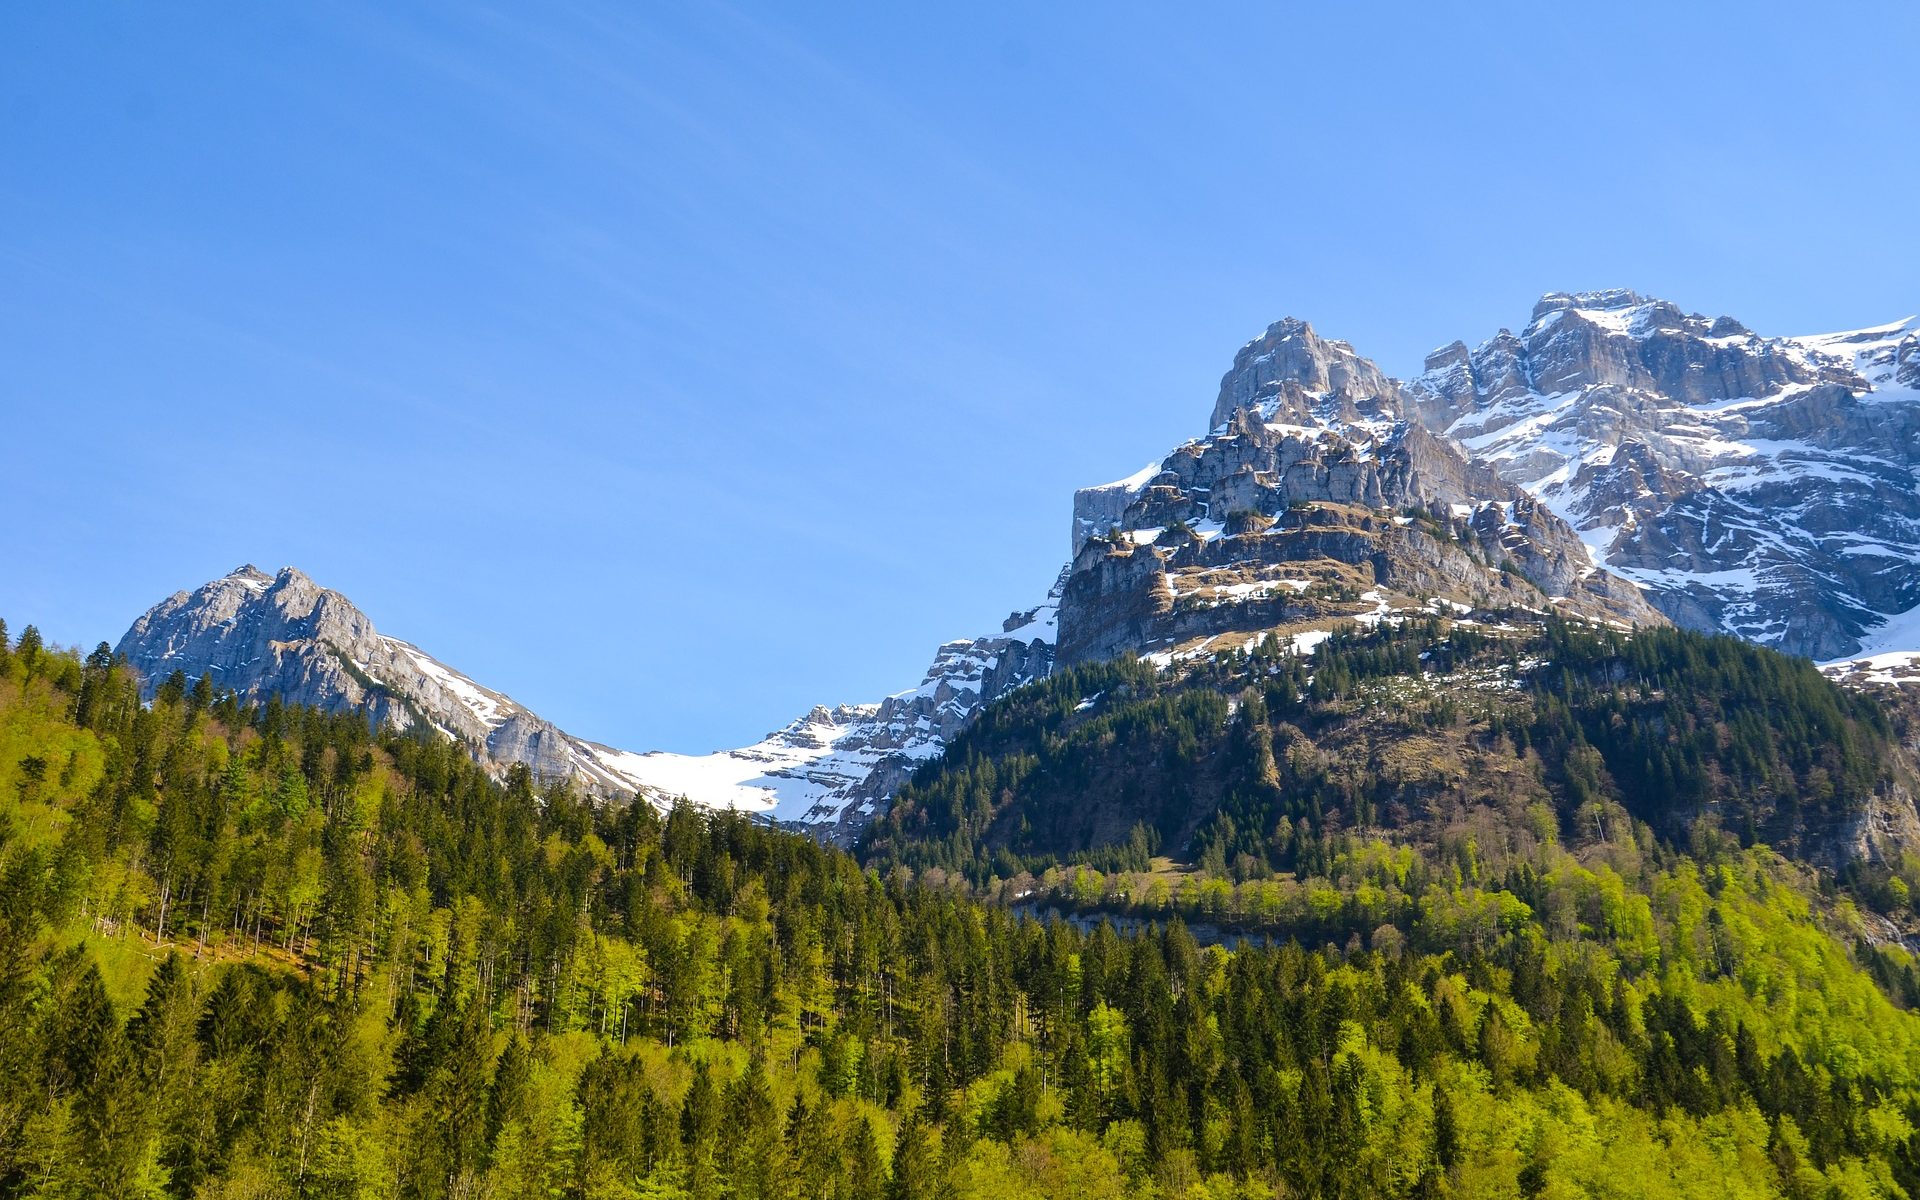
<box><xmin>1059</xmin><ymin>317</ymin><xmax>1663</xmax><ymax>668</ymax></box>
<box><xmin>1409</xmin><ymin>291</ymin><xmax>1920</xmax><ymax>663</ymax></box>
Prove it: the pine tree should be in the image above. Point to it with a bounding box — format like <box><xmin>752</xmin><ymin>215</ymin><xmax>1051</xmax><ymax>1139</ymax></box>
<box><xmin>721</xmin><ymin>1057</ymin><xmax>785</xmax><ymax>1200</ymax></box>
<box><xmin>157</xmin><ymin>669</ymin><xmax>188</xmax><ymax>707</ymax></box>
<box><xmin>1432</xmin><ymin>1090</ymin><xmax>1459</xmax><ymax>1171</ymax></box>
<box><xmin>681</xmin><ymin>1063</ymin><xmax>719</xmax><ymax>1200</ymax></box>
<box><xmin>887</xmin><ymin>1105</ymin><xmax>934</xmax><ymax>1200</ymax></box>
<box><xmin>488</xmin><ymin>1033</ymin><xmax>533</xmax><ymax>1147</ymax></box>
<box><xmin>424</xmin><ymin>998</ymin><xmax>497</xmax><ymax>1190</ymax></box>
<box><xmin>14</xmin><ymin>623</ymin><xmax>42</xmax><ymax>681</ymax></box>
<box><xmin>845</xmin><ymin>1115</ymin><xmax>885</xmax><ymax>1200</ymax></box>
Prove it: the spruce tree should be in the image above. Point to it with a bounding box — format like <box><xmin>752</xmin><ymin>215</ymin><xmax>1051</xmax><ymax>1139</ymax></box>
<box><xmin>845</xmin><ymin>1115</ymin><xmax>885</xmax><ymax>1200</ymax></box>
<box><xmin>680</xmin><ymin>1063</ymin><xmax>719</xmax><ymax>1200</ymax></box>
<box><xmin>14</xmin><ymin>623</ymin><xmax>42</xmax><ymax>681</ymax></box>
<box><xmin>887</xmin><ymin>1106</ymin><xmax>934</xmax><ymax>1200</ymax></box>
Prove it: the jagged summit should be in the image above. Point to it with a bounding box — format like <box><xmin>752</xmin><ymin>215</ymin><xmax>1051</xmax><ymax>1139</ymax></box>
<box><xmin>1064</xmin><ymin>313</ymin><xmax>1664</xmax><ymax>668</ymax></box>
<box><xmin>1210</xmin><ymin>316</ymin><xmax>1400</xmax><ymax>431</ymax></box>
<box><xmin>1409</xmin><ymin>291</ymin><xmax>1920</xmax><ymax>661</ymax></box>
<box><xmin>117</xmin><ymin>563</ymin><xmax>1061</xmax><ymax>840</ymax></box>
<box><xmin>1531</xmin><ymin>287</ymin><xmax>1650</xmax><ymax>319</ymax></box>
<box><xmin>1524</xmin><ymin>289</ymin><xmax>1757</xmax><ymax>343</ymax></box>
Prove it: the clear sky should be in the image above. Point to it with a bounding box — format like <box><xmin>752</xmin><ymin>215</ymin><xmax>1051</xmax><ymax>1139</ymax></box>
<box><xmin>3</xmin><ymin>3</ymin><xmax>1915</xmax><ymax>753</ymax></box>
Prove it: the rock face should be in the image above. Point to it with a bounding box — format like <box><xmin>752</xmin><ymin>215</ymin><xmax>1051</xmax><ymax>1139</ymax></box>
<box><xmin>121</xmin><ymin>291</ymin><xmax>1920</xmax><ymax>840</ymax></box>
<box><xmin>117</xmin><ymin>565</ymin><xmax>646</xmax><ymax>792</ymax></box>
<box><xmin>117</xmin><ymin>564</ymin><xmax>1060</xmax><ymax>840</ymax></box>
<box><xmin>1409</xmin><ymin>291</ymin><xmax>1920</xmax><ymax>663</ymax></box>
<box><xmin>1059</xmin><ymin>317</ymin><xmax>1664</xmax><ymax>667</ymax></box>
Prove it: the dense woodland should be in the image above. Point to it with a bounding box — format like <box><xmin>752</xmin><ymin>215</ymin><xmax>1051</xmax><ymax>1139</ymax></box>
<box><xmin>5</xmin><ymin>616</ymin><xmax>1920</xmax><ymax>1198</ymax></box>
<box><xmin>867</xmin><ymin>620</ymin><xmax>1909</xmax><ymax>890</ymax></box>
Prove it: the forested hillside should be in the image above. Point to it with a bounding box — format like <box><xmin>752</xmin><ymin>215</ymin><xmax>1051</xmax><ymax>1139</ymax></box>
<box><xmin>866</xmin><ymin>617</ymin><xmax>1918</xmax><ymax>891</ymax></box>
<box><xmin>5</xmin><ymin>618</ymin><xmax>1920</xmax><ymax>1198</ymax></box>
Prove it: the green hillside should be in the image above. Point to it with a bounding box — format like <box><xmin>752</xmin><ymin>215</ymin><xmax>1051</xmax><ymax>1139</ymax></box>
<box><xmin>2</xmin><ymin>619</ymin><xmax>1920</xmax><ymax>1198</ymax></box>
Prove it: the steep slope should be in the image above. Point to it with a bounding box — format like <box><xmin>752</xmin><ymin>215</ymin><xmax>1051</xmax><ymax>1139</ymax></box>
<box><xmin>868</xmin><ymin>617</ymin><xmax>1920</xmax><ymax>891</ymax></box>
<box><xmin>117</xmin><ymin>564</ymin><xmax>648</xmax><ymax>794</ymax></box>
<box><xmin>1058</xmin><ymin>318</ymin><xmax>1662</xmax><ymax>667</ymax></box>
<box><xmin>117</xmin><ymin>564</ymin><xmax>1058</xmax><ymax>834</ymax></box>
<box><xmin>1410</xmin><ymin>290</ymin><xmax>1920</xmax><ymax>665</ymax></box>
<box><xmin>591</xmin><ymin>582</ymin><xmax>1060</xmax><ymax>841</ymax></box>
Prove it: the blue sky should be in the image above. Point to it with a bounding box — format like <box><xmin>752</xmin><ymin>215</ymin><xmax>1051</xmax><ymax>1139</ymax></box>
<box><xmin>3</xmin><ymin>3</ymin><xmax>1915</xmax><ymax>752</ymax></box>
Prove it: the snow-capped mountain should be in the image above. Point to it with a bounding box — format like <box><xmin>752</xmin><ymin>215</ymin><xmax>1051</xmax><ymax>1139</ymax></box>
<box><xmin>1410</xmin><ymin>290</ymin><xmax>1920</xmax><ymax>667</ymax></box>
<box><xmin>1057</xmin><ymin>317</ymin><xmax>1663</xmax><ymax>667</ymax></box>
<box><xmin>116</xmin><ymin>564</ymin><xmax>1057</xmax><ymax>837</ymax></box>
<box><xmin>114</xmin><ymin>290</ymin><xmax>1920</xmax><ymax>838</ymax></box>
<box><xmin>593</xmin><ymin>581</ymin><xmax>1058</xmax><ymax>841</ymax></box>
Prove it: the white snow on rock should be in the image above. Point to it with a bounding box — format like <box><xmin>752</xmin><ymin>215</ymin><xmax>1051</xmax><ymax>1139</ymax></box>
<box><xmin>1072</xmin><ymin>462</ymin><xmax>1167</xmax><ymax>552</ymax></box>
<box><xmin>1822</xmin><ymin>604</ymin><xmax>1920</xmax><ymax>687</ymax></box>
<box><xmin>1412</xmin><ymin>291</ymin><xmax>1920</xmax><ymax>660</ymax></box>
<box><xmin>579</xmin><ymin>705</ymin><xmax>887</xmax><ymax>824</ymax></box>
<box><xmin>118</xmin><ymin>563</ymin><xmax>1066</xmax><ymax>837</ymax></box>
<box><xmin>390</xmin><ymin>639</ymin><xmax>508</xmax><ymax>727</ymax></box>
<box><xmin>575</xmin><ymin>572</ymin><xmax>1068</xmax><ymax>835</ymax></box>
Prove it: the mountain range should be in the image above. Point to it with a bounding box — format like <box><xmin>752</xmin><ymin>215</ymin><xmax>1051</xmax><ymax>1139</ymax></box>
<box><xmin>1414</xmin><ymin>289</ymin><xmax>1920</xmax><ymax>664</ymax></box>
<box><xmin>114</xmin><ymin>289</ymin><xmax>1920</xmax><ymax>836</ymax></box>
<box><xmin>116</xmin><ymin>563</ymin><xmax>1058</xmax><ymax>841</ymax></box>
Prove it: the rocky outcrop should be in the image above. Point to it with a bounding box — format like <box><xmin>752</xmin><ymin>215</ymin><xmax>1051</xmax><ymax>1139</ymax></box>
<box><xmin>1061</xmin><ymin>319</ymin><xmax>1665</xmax><ymax>667</ymax></box>
<box><xmin>118</xmin><ymin>564</ymin><xmax>1063</xmax><ymax>839</ymax></box>
<box><xmin>118</xmin><ymin>565</ymin><xmax>642</xmax><ymax>794</ymax></box>
<box><xmin>1209</xmin><ymin>317</ymin><xmax>1400</xmax><ymax>430</ymax></box>
<box><xmin>810</xmin><ymin>598</ymin><xmax>1059</xmax><ymax>842</ymax></box>
<box><xmin>1409</xmin><ymin>291</ymin><xmax>1920</xmax><ymax>661</ymax></box>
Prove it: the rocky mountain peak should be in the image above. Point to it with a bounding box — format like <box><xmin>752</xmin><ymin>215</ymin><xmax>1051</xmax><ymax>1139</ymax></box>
<box><xmin>1531</xmin><ymin>287</ymin><xmax>1650</xmax><ymax>321</ymax></box>
<box><xmin>1066</xmin><ymin>312</ymin><xmax>1664</xmax><ymax>667</ymax></box>
<box><xmin>1410</xmin><ymin>292</ymin><xmax>1920</xmax><ymax>663</ymax></box>
<box><xmin>1210</xmin><ymin>316</ymin><xmax>1401</xmax><ymax>431</ymax></box>
<box><xmin>1527</xmin><ymin>290</ymin><xmax>1726</xmax><ymax>341</ymax></box>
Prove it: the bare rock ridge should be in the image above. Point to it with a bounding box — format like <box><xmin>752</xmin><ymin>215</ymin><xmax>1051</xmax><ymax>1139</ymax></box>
<box><xmin>118</xmin><ymin>289</ymin><xmax>1920</xmax><ymax>839</ymax></box>
<box><xmin>1408</xmin><ymin>290</ymin><xmax>1920</xmax><ymax>667</ymax></box>
<box><xmin>116</xmin><ymin>564</ymin><xmax>1060</xmax><ymax>838</ymax></box>
<box><xmin>1059</xmin><ymin>315</ymin><xmax>1665</xmax><ymax>668</ymax></box>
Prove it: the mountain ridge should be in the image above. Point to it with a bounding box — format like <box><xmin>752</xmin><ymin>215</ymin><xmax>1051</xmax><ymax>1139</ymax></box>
<box><xmin>112</xmin><ymin>287</ymin><xmax>1920</xmax><ymax>843</ymax></box>
<box><xmin>1408</xmin><ymin>288</ymin><xmax>1920</xmax><ymax>662</ymax></box>
<box><xmin>115</xmin><ymin>562</ymin><xmax>1059</xmax><ymax>836</ymax></box>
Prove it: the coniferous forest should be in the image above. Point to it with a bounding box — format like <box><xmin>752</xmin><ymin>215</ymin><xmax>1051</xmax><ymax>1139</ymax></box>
<box><xmin>6</xmin><ymin>618</ymin><xmax>1920</xmax><ymax>1198</ymax></box>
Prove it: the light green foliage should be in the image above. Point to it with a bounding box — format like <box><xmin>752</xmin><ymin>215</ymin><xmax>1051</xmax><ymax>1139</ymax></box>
<box><xmin>2</xmin><ymin>625</ymin><xmax>1920</xmax><ymax>1199</ymax></box>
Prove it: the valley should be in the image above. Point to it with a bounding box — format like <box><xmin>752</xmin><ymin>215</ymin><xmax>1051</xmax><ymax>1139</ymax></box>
<box><xmin>12</xmin><ymin>289</ymin><xmax>1920</xmax><ymax>1199</ymax></box>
